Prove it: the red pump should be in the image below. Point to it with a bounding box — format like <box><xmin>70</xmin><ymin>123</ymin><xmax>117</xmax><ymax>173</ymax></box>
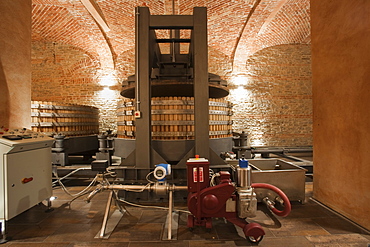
<box><xmin>186</xmin><ymin>157</ymin><xmax>291</xmax><ymax>244</ymax></box>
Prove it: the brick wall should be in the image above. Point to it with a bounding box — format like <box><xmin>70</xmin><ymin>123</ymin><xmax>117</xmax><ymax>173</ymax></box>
<box><xmin>31</xmin><ymin>41</ymin><xmax>121</xmax><ymax>132</ymax></box>
<box><xmin>229</xmin><ymin>44</ymin><xmax>312</xmax><ymax>147</ymax></box>
<box><xmin>116</xmin><ymin>48</ymin><xmax>135</xmax><ymax>81</ymax></box>
<box><xmin>32</xmin><ymin>41</ymin><xmax>312</xmax><ymax>146</ymax></box>
<box><xmin>209</xmin><ymin>47</ymin><xmax>233</xmax><ymax>78</ymax></box>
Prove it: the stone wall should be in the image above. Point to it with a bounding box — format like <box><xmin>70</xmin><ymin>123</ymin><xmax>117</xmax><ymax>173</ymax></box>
<box><xmin>229</xmin><ymin>44</ymin><xmax>312</xmax><ymax>147</ymax></box>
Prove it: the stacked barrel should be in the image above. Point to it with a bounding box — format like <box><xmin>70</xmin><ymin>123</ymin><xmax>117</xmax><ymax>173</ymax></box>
<box><xmin>31</xmin><ymin>101</ymin><xmax>99</xmax><ymax>137</ymax></box>
<box><xmin>117</xmin><ymin>97</ymin><xmax>232</xmax><ymax>139</ymax></box>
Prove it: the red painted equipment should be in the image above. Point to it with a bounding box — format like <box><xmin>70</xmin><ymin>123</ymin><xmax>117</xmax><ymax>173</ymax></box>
<box><xmin>186</xmin><ymin>156</ymin><xmax>291</xmax><ymax>244</ymax></box>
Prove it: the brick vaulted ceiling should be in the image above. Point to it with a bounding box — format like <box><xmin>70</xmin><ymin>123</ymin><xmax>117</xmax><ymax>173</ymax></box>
<box><xmin>31</xmin><ymin>0</ymin><xmax>310</xmax><ymax>78</ymax></box>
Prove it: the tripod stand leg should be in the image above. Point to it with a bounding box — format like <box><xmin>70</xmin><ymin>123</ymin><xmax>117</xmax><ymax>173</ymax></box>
<box><xmin>99</xmin><ymin>190</ymin><xmax>114</xmax><ymax>238</ymax></box>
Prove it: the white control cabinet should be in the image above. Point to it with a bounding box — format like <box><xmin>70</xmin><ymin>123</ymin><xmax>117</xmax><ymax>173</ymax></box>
<box><xmin>0</xmin><ymin>127</ymin><xmax>53</xmax><ymax>242</ymax></box>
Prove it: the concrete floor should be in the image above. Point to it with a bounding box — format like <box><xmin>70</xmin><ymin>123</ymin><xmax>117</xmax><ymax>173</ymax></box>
<box><xmin>2</xmin><ymin>182</ymin><xmax>370</xmax><ymax>247</ymax></box>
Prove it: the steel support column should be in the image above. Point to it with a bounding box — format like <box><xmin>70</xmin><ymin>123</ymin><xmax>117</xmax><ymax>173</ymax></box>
<box><xmin>193</xmin><ymin>7</ymin><xmax>209</xmax><ymax>159</ymax></box>
<box><xmin>135</xmin><ymin>7</ymin><xmax>151</xmax><ymax>168</ymax></box>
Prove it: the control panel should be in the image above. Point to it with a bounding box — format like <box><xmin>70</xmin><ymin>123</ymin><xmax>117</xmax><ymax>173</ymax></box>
<box><xmin>0</xmin><ymin>127</ymin><xmax>53</xmax><ymax>226</ymax></box>
<box><xmin>0</xmin><ymin>127</ymin><xmax>52</xmax><ymax>147</ymax></box>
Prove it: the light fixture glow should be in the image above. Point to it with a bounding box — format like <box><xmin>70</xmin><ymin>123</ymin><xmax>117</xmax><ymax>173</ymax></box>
<box><xmin>229</xmin><ymin>85</ymin><xmax>250</xmax><ymax>103</ymax></box>
<box><xmin>97</xmin><ymin>69</ymin><xmax>118</xmax><ymax>87</ymax></box>
<box><xmin>231</xmin><ymin>74</ymin><xmax>248</xmax><ymax>86</ymax></box>
<box><xmin>251</xmin><ymin>138</ymin><xmax>265</xmax><ymax>147</ymax></box>
<box><xmin>99</xmin><ymin>73</ymin><xmax>117</xmax><ymax>87</ymax></box>
<box><xmin>98</xmin><ymin>87</ymin><xmax>117</xmax><ymax>99</ymax></box>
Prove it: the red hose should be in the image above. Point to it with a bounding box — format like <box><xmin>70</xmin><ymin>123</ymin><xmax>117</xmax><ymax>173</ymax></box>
<box><xmin>251</xmin><ymin>183</ymin><xmax>291</xmax><ymax>217</ymax></box>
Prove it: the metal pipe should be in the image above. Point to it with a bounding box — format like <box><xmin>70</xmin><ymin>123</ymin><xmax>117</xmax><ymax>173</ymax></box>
<box><xmin>86</xmin><ymin>186</ymin><xmax>103</xmax><ymax>203</ymax></box>
<box><xmin>100</xmin><ymin>190</ymin><xmax>113</xmax><ymax>238</ymax></box>
<box><xmin>275</xmin><ymin>154</ymin><xmax>312</xmax><ymax>162</ymax></box>
<box><xmin>86</xmin><ymin>184</ymin><xmax>187</xmax><ymax>202</ymax></box>
<box><xmin>103</xmin><ymin>184</ymin><xmax>188</xmax><ymax>192</ymax></box>
<box><xmin>284</xmin><ymin>148</ymin><xmax>313</xmax><ymax>153</ymax></box>
<box><xmin>251</xmin><ymin>147</ymin><xmax>312</xmax><ymax>154</ymax></box>
<box><xmin>106</xmin><ymin>184</ymin><xmax>152</xmax><ymax>191</ymax></box>
<box><xmin>248</xmin><ymin>164</ymin><xmax>262</xmax><ymax>171</ymax></box>
<box><xmin>52</xmin><ymin>167</ymin><xmax>91</xmax><ymax>185</ymax></box>
<box><xmin>252</xmin><ymin>148</ymin><xmax>284</xmax><ymax>154</ymax></box>
<box><xmin>168</xmin><ymin>189</ymin><xmax>173</xmax><ymax>240</ymax></box>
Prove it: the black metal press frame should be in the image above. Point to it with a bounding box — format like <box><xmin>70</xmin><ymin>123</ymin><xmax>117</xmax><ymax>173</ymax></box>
<box><xmin>122</xmin><ymin>7</ymin><xmax>219</xmax><ymax>168</ymax></box>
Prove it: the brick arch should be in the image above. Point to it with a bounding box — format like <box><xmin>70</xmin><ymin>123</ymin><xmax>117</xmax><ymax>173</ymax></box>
<box><xmin>233</xmin><ymin>0</ymin><xmax>310</xmax><ymax>74</ymax></box>
<box><xmin>32</xmin><ymin>4</ymin><xmax>97</xmax><ymax>59</ymax></box>
<box><xmin>32</xmin><ymin>1</ymin><xmax>114</xmax><ymax>69</ymax></box>
<box><xmin>63</xmin><ymin>57</ymin><xmax>100</xmax><ymax>79</ymax></box>
<box><xmin>251</xmin><ymin>0</ymin><xmax>311</xmax><ymax>54</ymax></box>
<box><xmin>31</xmin><ymin>0</ymin><xmax>311</xmax><ymax>83</ymax></box>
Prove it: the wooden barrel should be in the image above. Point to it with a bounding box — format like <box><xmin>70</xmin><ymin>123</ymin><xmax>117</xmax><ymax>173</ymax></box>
<box><xmin>31</xmin><ymin>101</ymin><xmax>99</xmax><ymax>137</ymax></box>
<box><xmin>117</xmin><ymin>97</ymin><xmax>233</xmax><ymax>139</ymax></box>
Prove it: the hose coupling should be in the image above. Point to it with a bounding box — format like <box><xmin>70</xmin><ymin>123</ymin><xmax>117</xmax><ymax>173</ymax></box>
<box><xmin>262</xmin><ymin>197</ymin><xmax>276</xmax><ymax>210</ymax></box>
